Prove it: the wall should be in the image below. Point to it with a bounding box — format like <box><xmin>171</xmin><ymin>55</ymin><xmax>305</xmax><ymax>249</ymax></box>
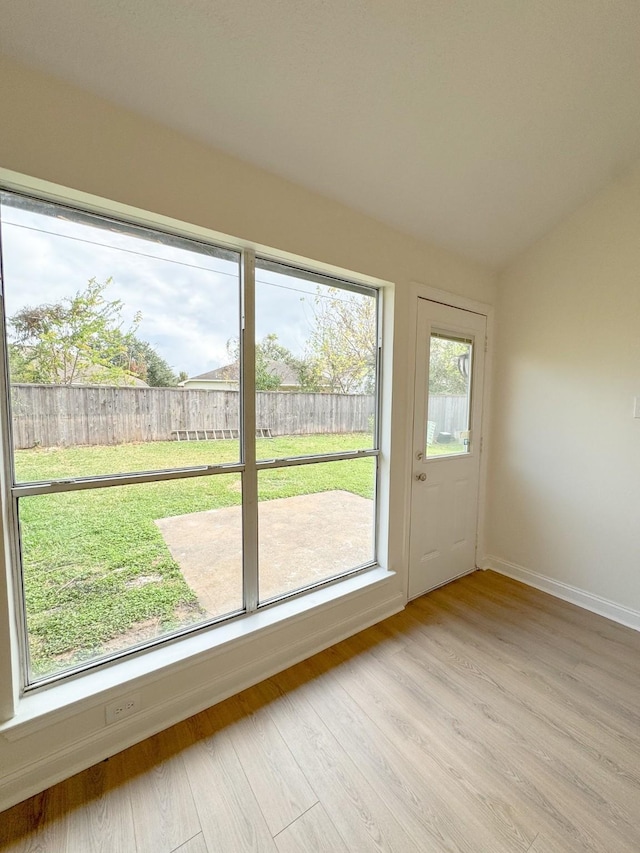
<box><xmin>0</xmin><ymin>55</ymin><xmax>495</xmax><ymax>809</ymax></box>
<box><xmin>486</xmin><ymin>161</ymin><xmax>640</xmax><ymax>622</ymax></box>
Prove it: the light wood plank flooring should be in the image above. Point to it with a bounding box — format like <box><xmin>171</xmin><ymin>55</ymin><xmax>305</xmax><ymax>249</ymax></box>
<box><xmin>1</xmin><ymin>570</ymin><xmax>639</xmax><ymax>852</ymax></box>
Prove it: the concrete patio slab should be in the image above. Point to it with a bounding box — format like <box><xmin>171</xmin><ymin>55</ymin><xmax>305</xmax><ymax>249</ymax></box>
<box><xmin>155</xmin><ymin>490</ymin><xmax>374</xmax><ymax>617</ymax></box>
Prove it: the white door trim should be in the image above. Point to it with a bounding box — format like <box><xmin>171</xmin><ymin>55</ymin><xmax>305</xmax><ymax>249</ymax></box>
<box><xmin>403</xmin><ymin>283</ymin><xmax>494</xmax><ymax>603</ymax></box>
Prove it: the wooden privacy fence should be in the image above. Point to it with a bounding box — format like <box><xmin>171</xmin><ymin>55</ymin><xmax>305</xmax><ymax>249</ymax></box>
<box><xmin>428</xmin><ymin>394</ymin><xmax>469</xmax><ymax>439</ymax></box>
<box><xmin>10</xmin><ymin>384</ymin><xmax>376</xmax><ymax>449</ymax></box>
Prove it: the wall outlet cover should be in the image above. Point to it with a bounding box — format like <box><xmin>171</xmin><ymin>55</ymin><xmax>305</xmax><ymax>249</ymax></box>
<box><xmin>105</xmin><ymin>692</ymin><xmax>141</xmax><ymax>725</ymax></box>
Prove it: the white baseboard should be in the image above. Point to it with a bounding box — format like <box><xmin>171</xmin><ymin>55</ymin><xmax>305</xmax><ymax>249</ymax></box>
<box><xmin>0</xmin><ymin>587</ymin><xmax>404</xmax><ymax>813</ymax></box>
<box><xmin>483</xmin><ymin>556</ymin><xmax>640</xmax><ymax>632</ymax></box>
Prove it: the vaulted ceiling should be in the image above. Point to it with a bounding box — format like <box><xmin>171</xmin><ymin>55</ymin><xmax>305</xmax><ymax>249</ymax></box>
<box><xmin>2</xmin><ymin>1</ymin><xmax>640</xmax><ymax>268</ymax></box>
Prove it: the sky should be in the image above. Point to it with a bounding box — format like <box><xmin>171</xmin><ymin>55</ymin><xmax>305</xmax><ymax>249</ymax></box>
<box><xmin>0</xmin><ymin>193</ymin><xmax>337</xmax><ymax>379</ymax></box>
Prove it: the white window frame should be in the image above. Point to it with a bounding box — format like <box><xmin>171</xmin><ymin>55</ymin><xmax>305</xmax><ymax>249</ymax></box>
<box><xmin>0</xmin><ymin>181</ymin><xmax>386</xmax><ymax>704</ymax></box>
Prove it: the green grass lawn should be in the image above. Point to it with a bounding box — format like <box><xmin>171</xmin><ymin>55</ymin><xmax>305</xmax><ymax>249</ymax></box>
<box><xmin>427</xmin><ymin>441</ymin><xmax>466</xmax><ymax>456</ymax></box>
<box><xmin>17</xmin><ymin>434</ymin><xmax>375</xmax><ymax>677</ymax></box>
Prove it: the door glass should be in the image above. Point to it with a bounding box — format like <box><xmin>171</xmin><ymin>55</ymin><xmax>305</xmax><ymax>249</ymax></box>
<box><xmin>426</xmin><ymin>334</ymin><xmax>472</xmax><ymax>458</ymax></box>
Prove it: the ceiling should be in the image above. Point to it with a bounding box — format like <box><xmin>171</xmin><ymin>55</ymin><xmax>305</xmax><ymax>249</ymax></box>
<box><xmin>1</xmin><ymin>1</ymin><xmax>640</xmax><ymax>269</ymax></box>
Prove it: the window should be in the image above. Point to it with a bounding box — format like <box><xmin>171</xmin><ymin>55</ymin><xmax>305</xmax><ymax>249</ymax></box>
<box><xmin>0</xmin><ymin>191</ymin><xmax>381</xmax><ymax>687</ymax></box>
<box><xmin>426</xmin><ymin>333</ymin><xmax>473</xmax><ymax>457</ymax></box>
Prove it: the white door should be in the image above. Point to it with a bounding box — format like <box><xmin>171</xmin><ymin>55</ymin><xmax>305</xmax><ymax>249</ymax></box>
<box><xmin>409</xmin><ymin>298</ymin><xmax>486</xmax><ymax>599</ymax></box>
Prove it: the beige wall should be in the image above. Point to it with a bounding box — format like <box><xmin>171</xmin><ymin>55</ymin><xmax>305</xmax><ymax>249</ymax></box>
<box><xmin>0</xmin><ymin>51</ymin><xmax>495</xmax><ymax>574</ymax></box>
<box><xmin>0</xmin><ymin>56</ymin><xmax>495</xmax><ymax>300</ymax></box>
<box><xmin>487</xmin><ymin>161</ymin><xmax>640</xmax><ymax>613</ymax></box>
<box><xmin>0</xmin><ymin>56</ymin><xmax>496</xmax><ymax>808</ymax></box>
<box><xmin>0</xmin><ymin>52</ymin><xmax>495</xmax><ymax>601</ymax></box>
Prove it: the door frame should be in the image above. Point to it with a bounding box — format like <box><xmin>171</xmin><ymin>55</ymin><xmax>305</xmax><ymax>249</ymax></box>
<box><xmin>403</xmin><ymin>283</ymin><xmax>494</xmax><ymax>602</ymax></box>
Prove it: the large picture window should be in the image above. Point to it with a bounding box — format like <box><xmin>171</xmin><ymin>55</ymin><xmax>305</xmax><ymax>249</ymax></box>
<box><xmin>0</xmin><ymin>191</ymin><xmax>381</xmax><ymax>687</ymax></box>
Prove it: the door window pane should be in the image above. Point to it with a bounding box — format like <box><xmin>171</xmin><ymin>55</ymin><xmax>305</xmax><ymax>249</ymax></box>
<box><xmin>258</xmin><ymin>457</ymin><xmax>376</xmax><ymax>603</ymax></box>
<box><xmin>1</xmin><ymin>192</ymin><xmax>240</xmax><ymax>482</ymax></box>
<box><xmin>426</xmin><ymin>334</ymin><xmax>472</xmax><ymax>458</ymax></box>
<box><xmin>254</xmin><ymin>260</ymin><xmax>377</xmax><ymax>460</ymax></box>
<box><xmin>19</xmin><ymin>474</ymin><xmax>243</xmax><ymax>679</ymax></box>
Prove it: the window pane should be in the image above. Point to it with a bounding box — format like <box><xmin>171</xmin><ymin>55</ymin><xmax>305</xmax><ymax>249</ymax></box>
<box><xmin>426</xmin><ymin>335</ymin><xmax>472</xmax><ymax>458</ymax></box>
<box><xmin>257</xmin><ymin>457</ymin><xmax>376</xmax><ymax>604</ymax></box>
<box><xmin>254</xmin><ymin>260</ymin><xmax>377</xmax><ymax>460</ymax></box>
<box><xmin>19</xmin><ymin>474</ymin><xmax>243</xmax><ymax>681</ymax></box>
<box><xmin>1</xmin><ymin>192</ymin><xmax>240</xmax><ymax>482</ymax></box>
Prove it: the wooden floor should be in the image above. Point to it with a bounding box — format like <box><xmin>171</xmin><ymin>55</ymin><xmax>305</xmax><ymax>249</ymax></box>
<box><xmin>1</xmin><ymin>570</ymin><xmax>639</xmax><ymax>852</ymax></box>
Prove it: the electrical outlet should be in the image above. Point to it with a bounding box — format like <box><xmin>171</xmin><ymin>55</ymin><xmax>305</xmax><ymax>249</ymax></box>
<box><xmin>105</xmin><ymin>692</ymin><xmax>141</xmax><ymax>725</ymax></box>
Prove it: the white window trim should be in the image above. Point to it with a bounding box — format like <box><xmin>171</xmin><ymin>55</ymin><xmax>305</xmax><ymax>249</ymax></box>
<box><xmin>0</xmin><ymin>168</ymin><xmax>395</xmax><ymax>727</ymax></box>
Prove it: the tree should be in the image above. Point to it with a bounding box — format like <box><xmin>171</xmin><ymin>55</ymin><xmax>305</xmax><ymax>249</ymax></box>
<box><xmin>305</xmin><ymin>287</ymin><xmax>376</xmax><ymax>393</ymax></box>
<box><xmin>7</xmin><ymin>344</ymin><xmax>32</xmax><ymax>384</ymax></box>
<box><xmin>121</xmin><ymin>337</ymin><xmax>180</xmax><ymax>387</ymax></box>
<box><xmin>9</xmin><ymin>277</ymin><xmax>141</xmax><ymax>386</ymax></box>
<box><xmin>428</xmin><ymin>338</ymin><xmax>469</xmax><ymax>395</ymax></box>
<box><xmin>8</xmin><ymin>276</ymin><xmax>181</xmax><ymax>388</ymax></box>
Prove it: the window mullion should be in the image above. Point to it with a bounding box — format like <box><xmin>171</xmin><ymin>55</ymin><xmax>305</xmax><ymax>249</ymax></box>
<box><xmin>241</xmin><ymin>250</ymin><xmax>258</xmax><ymax>612</ymax></box>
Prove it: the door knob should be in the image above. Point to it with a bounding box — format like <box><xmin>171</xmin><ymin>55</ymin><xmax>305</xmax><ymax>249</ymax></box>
<box><xmin>415</xmin><ymin>472</ymin><xmax>427</xmax><ymax>481</ymax></box>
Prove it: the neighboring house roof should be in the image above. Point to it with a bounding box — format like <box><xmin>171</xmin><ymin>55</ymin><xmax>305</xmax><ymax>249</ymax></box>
<box><xmin>189</xmin><ymin>365</ymin><xmax>239</xmax><ymax>382</ymax></box>
<box><xmin>186</xmin><ymin>360</ymin><xmax>300</xmax><ymax>387</ymax></box>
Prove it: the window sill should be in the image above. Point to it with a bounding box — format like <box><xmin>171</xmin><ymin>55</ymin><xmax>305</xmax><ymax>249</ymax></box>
<box><xmin>1</xmin><ymin>566</ymin><xmax>396</xmax><ymax>741</ymax></box>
